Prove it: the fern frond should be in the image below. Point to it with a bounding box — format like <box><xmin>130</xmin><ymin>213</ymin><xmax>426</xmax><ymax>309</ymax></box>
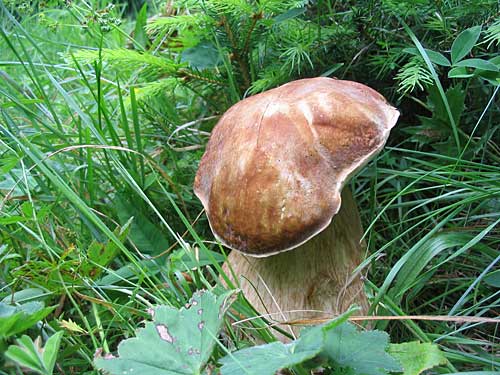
<box><xmin>395</xmin><ymin>57</ymin><xmax>434</xmax><ymax>94</ymax></box>
<box><xmin>280</xmin><ymin>45</ymin><xmax>313</xmax><ymax>74</ymax></box>
<box><xmin>369</xmin><ymin>44</ymin><xmax>406</xmax><ymax>79</ymax></box>
<box><xmin>248</xmin><ymin>66</ymin><xmax>288</xmax><ymax>94</ymax></box>
<box><xmin>275</xmin><ymin>19</ymin><xmax>315</xmax><ymax>74</ymax></box>
<box><xmin>132</xmin><ymin>78</ymin><xmax>180</xmax><ymax>103</ymax></box>
<box><xmin>71</xmin><ymin>49</ymin><xmax>181</xmax><ymax>80</ymax></box>
<box><xmin>145</xmin><ymin>14</ymin><xmax>213</xmax><ymax>36</ymax></box>
<box><xmin>258</xmin><ymin>0</ymin><xmax>310</xmax><ymax>14</ymax></box>
<box><xmin>484</xmin><ymin>18</ymin><xmax>500</xmax><ymax>48</ymax></box>
<box><xmin>208</xmin><ymin>0</ymin><xmax>254</xmax><ymax>16</ymax></box>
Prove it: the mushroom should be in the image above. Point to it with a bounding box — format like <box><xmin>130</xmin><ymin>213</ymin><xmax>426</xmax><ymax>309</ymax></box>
<box><xmin>194</xmin><ymin>77</ymin><xmax>399</xmax><ymax>338</ymax></box>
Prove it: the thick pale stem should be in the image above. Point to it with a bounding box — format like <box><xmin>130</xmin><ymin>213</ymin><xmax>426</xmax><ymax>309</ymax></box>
<box><xmin>223</xmin><ymin>188</ymin><xmax>368</xmax><ymax>339</ymax></box>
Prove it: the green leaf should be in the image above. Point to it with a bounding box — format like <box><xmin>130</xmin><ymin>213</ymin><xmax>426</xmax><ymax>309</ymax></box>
<box><xmin>0</xmin><ymin>215</ymin><xmax>28</xmax><ymax>224</ymax></box>
<box><xmin>133</xmin><ymin>3</ymin><xmax>149</xmax><ymax>50</ymax></box>
<box><xmin>388</xmin><ymin>342</ymin><xmax>447</xmax><ymax>375</ymax></box>
<box><xmin>181</xmin><ymin>40</ymin><xmax>222</xmax><ymax>70</ymax></box>
<box><xmin>454</xmin><ymin>58</ymin><xmax>499</xmax><ymax>72</ymax></box>
<box><xmin>390</xmin><ymin>232</ymin><xmax>481</xmax><ymax>302</ymax></box>
<box><xmin>115</xmin><ymin>195</ymin><xmax>170</xmax><ymax>255</ymax></box>
<box><xmin>273</xmin><ymin>8</ymin><xmax>307</xmax><ymax>24</ymax></box>
<box><xmin>1</xmin><ymin>288</ymin><xmax>47</xmax><ymax>304</ymax></box>
<box><xmin>451</xmin><ymin>26</ymin><xmax>482</xmax><ymax>64</ymax></box>
<box><xmin>5</xmin><ymin>333</ymin><xmax>62</xmax><ymax>375</ymax></box>
<box><xmin>168</xmin><ymin>247</ymin><xmax>225</xmax><ymax>272</ymax></box>
<box><xmin>219</xmin><ymin>341</ymin><xmax>319</xmax><ymax>375</ymax></box>
<box><xmin>83</xmin><ymin>219</ymin><xmax>132</xmax><ymax>278</ymax></box>
<box><xmin>219</xmin><ymin>310</ymin><xmax>385</xmax><ymax>375</ymax></box>
<box><xmin>484</xmin><ymin>269</ymin><xmax>500</xmax><ymax>287</ymax></box>
<box><xmin>448</xmin><ymin>66</ymin><xmax>474</xmax><ymax>79</ymax></box>
<box><xmin>97</xmin><ymin>259</ymin><xmax>160</xmax><ymax>286</ymax></box>
<box><xmin>0</xmin><ymin>301</ymin><xmax>54</xmax><ymax>338</ymax></box>
<box><xmin>95</xmin><ymin>290</ymin><xmax>236</xmax><ymax>375</ymax></box>
<box><xmin>403</xmin><ymin>48</ymin><xmax>451</xmax><ymax>66</ymax></box>
<box><xmin>323</xmin><ymin>323</ymin><xmax>402</xmax><ymax>375</ymax></box>
<box><xmin>5</xmin><ymin>341</ymin><xmax>45</xmax><ymax>374</ymax></box>
<box><xmin>42</xmin><ymin>331</ymin><xmax>64</xmax><ymax>374</ymax></box>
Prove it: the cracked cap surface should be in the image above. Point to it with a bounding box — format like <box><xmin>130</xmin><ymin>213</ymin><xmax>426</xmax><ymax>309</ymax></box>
<box><xmin>194</xmin><ymin>77</ymin><xmax>399</xmax><ymax>257</ymax></box>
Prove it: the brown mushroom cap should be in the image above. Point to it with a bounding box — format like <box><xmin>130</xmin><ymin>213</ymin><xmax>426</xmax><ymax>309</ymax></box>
<box><xmin>194</xmin><ymin>77</ymin><xmax>399</xmax><ymax>257</ymax></box>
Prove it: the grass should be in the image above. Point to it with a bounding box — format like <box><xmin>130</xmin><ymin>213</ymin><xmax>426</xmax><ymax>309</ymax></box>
<box><xmin>1</xmin><ymin>1</ymin><xmax>499</xmax><ymax>374</ymax></box>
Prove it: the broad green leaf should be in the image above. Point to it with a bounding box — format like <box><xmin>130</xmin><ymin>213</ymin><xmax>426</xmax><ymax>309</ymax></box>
<box><xmin>5</xmin><ymin>333</ymin><xmax>62</xmax><ymax>375</ymax></box>
<box><xmin>42</xmin><ymin>331</ymin><xmax>64</xmax><ymax>374</ymax></box>
<box><xmin>403</xmin><ymin>48</ymin><xmax>451</xmax><ymax>66</ymax></box>
<box><xmin>484</xmin><ymin>269</ymin><xmax>500</xmax><ymax>287</ymax></box>
<box><xmin>220</xmin><ymin>307</ymin><xmax>357</xmax><ymax>374</ymax></box>
<box><xmin>323</xmin><ymin>323</ymin><xmax>402</xmax><ymax>375</ymax></box>
<box><xmin>451</xmin><ymin>26</ymin><xmax>482</xmax><ymax>64</ymax></box>
<box><xmin>219</xmin><ymin>341</ymin><xmax>319</xmax><ymax>375</ymax></box>
<box><xmin>489</xmin><ymin>56</ymin><xmax>500</xmax><ymax>65</ymax></box>
<box><xmin>455</xmin><ymin>58</ymin><xmax>499</xmax><ymax>72</ymax></box>
<box><xmin>1</xmin><ymin>288</ymin><xmax>46</xmax><ymax>304</ymax></box>
<box><xmin>181</xmin><ymin>40</ymin><xmax>222</xmax><ymax>70</ymax></box>
<box><xmin>5</xmin><ymin>342</ymin><xmax>45</xmax><ymax>374</ymax></box>
<box><xmin>115</xmin><ymin>195</ymin><xmax>170</xmax><ymax>255</ymax></box>
<box><xmin>0</xmin><ymin>302</ymin><xmax>54</xmax><ymax>338</ymax></box>
<box><xmin>273</xmin><ymin>8</ymin><xmax>307</xmax><ymax>23</ymax></box>
<box><xmin>295</xmin><ymin>307</ymin><xmax>357</xmax><ymax>353</ymax></box>
<box><xmin>388</xmin><ymin>342</ymin><xmax>447</xmax><ymax>375</ymax></box>
<box><xmin>95</xmin><ymin>290</ymin><xmax>235</xmax><ymax>375</ymax></box>
<box><xmin>448</xmin><ymin>66</ymin><xmax>474</xmax><ymax>78</ymax></box>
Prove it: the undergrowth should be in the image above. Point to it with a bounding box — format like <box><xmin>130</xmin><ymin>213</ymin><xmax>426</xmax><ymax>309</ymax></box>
<box><xmin>0</xmin><ymin>0</ymin><xmax>499</xmax><ymax>374</ymax></box>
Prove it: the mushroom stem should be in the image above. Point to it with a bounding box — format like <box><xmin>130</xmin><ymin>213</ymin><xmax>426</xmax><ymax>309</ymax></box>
<box><xmin>223</xmin><ymin>187</ymin><xmax>368</xmax><ymax>339</ymax></box>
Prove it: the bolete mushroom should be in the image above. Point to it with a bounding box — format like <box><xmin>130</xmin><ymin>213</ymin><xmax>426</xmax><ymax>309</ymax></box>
<box><xmin>194</xmin><ymin>77</ymin><xmax>399</xmax><ymax>337</ymax></box>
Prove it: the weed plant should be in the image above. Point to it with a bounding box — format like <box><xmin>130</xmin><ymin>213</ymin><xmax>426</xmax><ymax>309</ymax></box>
<box><xmin>0</xmin><ymin>0</ymin><xmax>499</xmax><ymax>373</ymax></box>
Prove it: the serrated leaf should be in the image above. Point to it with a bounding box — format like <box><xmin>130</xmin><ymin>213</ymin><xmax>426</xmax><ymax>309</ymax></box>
<box><xmin>95</xmin><ymin>290</ymin><xmax>235</xmax><ymax>375</ymax></box>
<box><xmin>451</xmin><ymin>26</ymin><xmax>482</xmax><ymax>64</ymax></box>
<box><xmin>219</xmin><ymin>341</ymin><xmax>319</xmax><ymax>375</ymax></box>
<box><xmin>220</xmin><ymin>309</ymin><xmax>360</xmax><ymax>375</ymax></box>
<box><xmin>454</xmin><ymin>58</ymin><xmax>499</xmax><ymax>72</ymax></box>
<box><xmin>388</xmin><ymin>342</ymin><xmax>447</xmax><ymax>375</ymax></box>
<box><xmin>323</xmin><ymin>323</ymin><xmax>402</xmax><ymax>375</ymax></box>
<box><xmin>60</xmin><ymin>319</ymin><xmax>86</xmax><ymax>334</ymax></box>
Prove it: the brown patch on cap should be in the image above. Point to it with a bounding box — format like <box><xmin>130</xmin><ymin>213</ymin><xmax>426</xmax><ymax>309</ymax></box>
<box><xmin>194</xmin><ymin>77</ymin><xmax>399</xmax><ymax>256</ymax></box>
